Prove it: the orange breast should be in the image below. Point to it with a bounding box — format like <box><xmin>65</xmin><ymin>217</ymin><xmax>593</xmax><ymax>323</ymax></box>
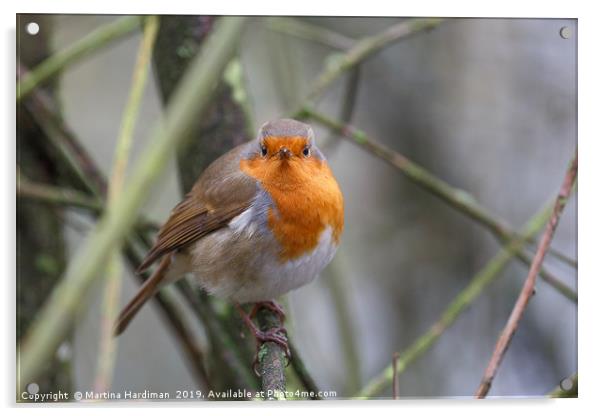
<box><xmin>240</xmin><ymin>154</ymin><xmax>344</xmax><ymax>262</ymax></box>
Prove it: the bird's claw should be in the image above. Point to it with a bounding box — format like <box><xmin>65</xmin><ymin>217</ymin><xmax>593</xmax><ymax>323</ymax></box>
<box><xmin>236</xmin><ymin>302</ymin><xmax>292</xmax><ymax>375</ymax></box>
<box><xmin>252</xmin><ymin>326</ymin><xmax>292</xmax><ymax>376</ymax></box>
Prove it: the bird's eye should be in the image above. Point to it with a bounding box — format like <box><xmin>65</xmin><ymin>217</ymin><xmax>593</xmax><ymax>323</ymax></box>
<box><xmin>260</xmin><ymin>145</ymin><xmax>268</xmax><ymax>157</ymax></box>
<box><xmin>302</xmin><ymin>146</ymin><xmax>311</xmax><ymax>157</ymax></box>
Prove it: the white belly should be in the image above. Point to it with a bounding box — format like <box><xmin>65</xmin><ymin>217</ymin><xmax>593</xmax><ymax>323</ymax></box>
<box><xmin>243</xmin><ymin>226</ymin><xmax>338</xmax><ymax>302</ymax></box>
<box><xmin>186</xmin><ymin>214</ymin><xmax>338</xmax><ymax>303</ymax></box>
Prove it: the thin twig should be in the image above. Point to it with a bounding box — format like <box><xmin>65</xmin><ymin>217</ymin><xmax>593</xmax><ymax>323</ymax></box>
<box><xmin>475</xmin><ymin>152</ymin><xmax>577</xmax><ymax>399</ymax></box>
<box><xmin>266</xmin><ymin>17</ymin><xmax>356</xmax><ymax>50</ymax></box>
<box><xmin>392</xmin><ymin>352</ymin><xmax>400</xmax><ymax>399</ymax></box>
<box><xmin>17</xmin><ymin>15</ymin><xmax>143</xmax><ymax>101</ymax></box>
<box><xmin>321</xmin><ymin>66</ymin><xmax>361</xmax><ymax>153</ymax></box>
<box><xmin>94</xmin><ymin>16</ymin><xmax>160</xmax><ymax>393</ymax></box>
<box><xmin>17</xmin><ymin>171</ymin><xmax>102</xmax><ymax>213</ymax></box>
<box><xmin>542</xmin><ymin>248</ymin><xmax>577</xmax><ymax>270</ymax></box>
<box><xmin>304</xmin><ymin>18</ymin><xmax>445</xmax><ymax>102</ymax></box>
<box><xmin>304</xmin><ymin>109</ymin><xmax>577</xmax><ymax>301</ymax></box>
<box><xmin>18</xmin><ymin>16</ymin><xmax>248</xmax><ymax>386</ymax></box>
<box><xmin>357</xmin><ymin>200</ymin><xmax>555</xmax><ymax>398</ymax></box>
<box><xmin>16</xmin><ymin>176</ymin><xmax>159</xmax><ymax>233</ymax></box>
<box><xmin>516</xmin><ymin>250</ymin><xmax>577</xmax><ymax>302</ymax></box>
<box><xmin>18</xmin><ymin>63</ymin><xmax>107</xmax><ymax>197</ymax></box>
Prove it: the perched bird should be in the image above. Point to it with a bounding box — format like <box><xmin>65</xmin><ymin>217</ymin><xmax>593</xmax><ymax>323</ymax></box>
<box><xmin>114</xmin><ymin>119</ymin><xmax>344</xmax><ymax>364</ymax></box>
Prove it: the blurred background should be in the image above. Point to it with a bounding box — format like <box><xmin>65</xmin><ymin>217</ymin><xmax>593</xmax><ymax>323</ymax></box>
<box><xmin>17</xmin><ymin>16</ymin><xmax>577</xmax><ymax>399</ymax></box>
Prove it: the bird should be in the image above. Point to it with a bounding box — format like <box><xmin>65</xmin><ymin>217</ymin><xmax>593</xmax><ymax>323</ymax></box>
<box><xmin>113</xmin><ymin>118</ymin><xmax>344</xmax><ymax>367</ymax></box>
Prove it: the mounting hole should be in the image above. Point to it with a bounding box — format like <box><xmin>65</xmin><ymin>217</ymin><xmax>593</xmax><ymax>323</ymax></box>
<box><xmin>560</xmin><ymin>377</ymin><xmax>574</xmax><ymax>391</ymax></box>
<box><xmin>559</xmin><ymin>26</ymin><xmax>571</xmax><ymax>39</ymax></box>
<box><xmin>27</xmin><ymin>382</ymin><xmax>39</xmax><ymax>394</ymax></box>
<box><xmin>26</xmin><ymin>22</ymin><xmax>40</xmax><ymax>36</ymax></box>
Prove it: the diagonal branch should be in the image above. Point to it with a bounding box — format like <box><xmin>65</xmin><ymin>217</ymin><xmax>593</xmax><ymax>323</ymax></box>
<box><xmin>305</xmin><ymin>109</ymin><xmax>577</xmax><ymax>302</ymax></box>
<box><xmin>475</xmin><ymin>152</ymin><xmax>577</xmax><ymax>399</ymax></box>
<box><xmin>304</xmin><ymin>18</ymin><xmax>445</xmax><ymax>102</ymax></box>
<box><xmin>357</xmin><ymin>199</ymin><xmax>555</xmax><ymax>398</ymax></box>
<box><xmin>17</xmin><ymin>170</ymin><xmax>102</xmax><ymax>213</ymax></box>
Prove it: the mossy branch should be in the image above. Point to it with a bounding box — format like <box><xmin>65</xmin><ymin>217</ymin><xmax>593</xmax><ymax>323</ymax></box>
<box><xmin>18</xmin><ymin>16</ymin><xmax>248</xmax><ymax>387</ymax></box>
<box><xmin>256</xmin><ymin>308</ymin><xmax>287</xmax><ymax>399</ymax></box>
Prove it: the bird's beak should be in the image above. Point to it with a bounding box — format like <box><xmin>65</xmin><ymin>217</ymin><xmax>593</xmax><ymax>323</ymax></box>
<box><xmin>278</xmin><ymin>147</ymin><xmax>292</xmax><ymax>160</ymax></box>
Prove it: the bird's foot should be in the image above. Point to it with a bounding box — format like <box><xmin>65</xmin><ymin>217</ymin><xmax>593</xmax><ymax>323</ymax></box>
<box><xmin>251</xmin><ymin>326</ymin><xmax>291</xmax><ymax>376</ymax></box>
<box><xmin>235</xmin><ymin>302</ymin><xmax>291</xmax><ymax>376</ymax></box>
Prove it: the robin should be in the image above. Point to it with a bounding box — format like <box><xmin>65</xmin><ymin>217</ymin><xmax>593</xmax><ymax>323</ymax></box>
<box><xmin>114</xmin><ymin>119</ymin><xmax>345</xmax><ymax>366</ymax></box>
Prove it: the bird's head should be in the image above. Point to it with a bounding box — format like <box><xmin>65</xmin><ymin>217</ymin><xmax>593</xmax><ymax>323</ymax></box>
<box><xmin>254</xmin><ymin>119</ymin><xmax>323</xmax><ymax>164</ymax></box>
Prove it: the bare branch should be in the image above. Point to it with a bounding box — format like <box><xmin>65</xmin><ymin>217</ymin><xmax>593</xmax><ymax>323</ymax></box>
<box><xmin>475</xmin><ymin>152</ymin><xmax>577</xmax><ymax>399</ymax></box>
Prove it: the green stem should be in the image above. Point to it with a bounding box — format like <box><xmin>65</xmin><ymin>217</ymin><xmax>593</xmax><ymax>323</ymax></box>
<box><xmin>17</xmin><ymin>16</ymin><xmax>248</xmax><ymax>387</ymax></box>
<box><xmin>17</xmin><ymin>172</ymin><xmax>102</xmax><ymax>213</ymax></box>
<box><xmin>16</xmin><ymin>177</ymin><xmax>159</xmax><ymax>233</ymax></box>
<box><xmin>357</xmin><ymin>200</ymin><xmax>555</xmax><ymax>398</ymax></box>
<box><xmin>304</xmin><ymin>18</ymin><xmax>445</xmax><ymax>102</ymax></box>
<box><xmin>266</xmin><ymin>17</ymin><xmax>355</xmax><ymax>50</ymax></box>
<box><xmin>17</xmin><ymin>15</ymin><xmax>143</xmax><ymax>102</ymax></box>
<box><xmin>94</xmin><ymin>15</ymin><xmax>160</xmax><ymax>393</ymax></box>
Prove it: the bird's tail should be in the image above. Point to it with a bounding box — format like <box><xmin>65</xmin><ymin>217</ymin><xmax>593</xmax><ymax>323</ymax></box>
<box><xmin>113</xmin><ymin>255</ymin><xmax>172</xmax><ymax>336</ymax></box>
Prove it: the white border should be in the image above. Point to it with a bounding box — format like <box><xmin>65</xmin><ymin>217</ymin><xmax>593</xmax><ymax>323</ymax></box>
<box><xmin>3</xmin><ymin>1</ymin><xmax>600</xmax><ymax>415</ymax></box>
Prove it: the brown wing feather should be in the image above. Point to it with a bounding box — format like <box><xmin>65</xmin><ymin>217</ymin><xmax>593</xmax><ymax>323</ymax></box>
<box><xmin>136</xmin><ymin>142</ymin><xmax>257</xmax><ymax>273</ymax></box>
